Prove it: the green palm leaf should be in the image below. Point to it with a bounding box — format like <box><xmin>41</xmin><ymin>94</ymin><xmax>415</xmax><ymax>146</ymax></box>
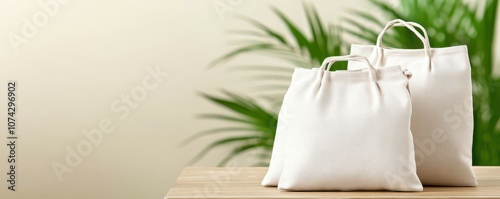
<box><xmin>185</xmin><ymin>91</ymin><xmax>277</xmax><ymax>165</ymax></box>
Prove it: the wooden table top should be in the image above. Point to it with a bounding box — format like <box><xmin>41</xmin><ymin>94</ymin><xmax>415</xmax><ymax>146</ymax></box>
<box><xmin>165</xmin><ymin>166</ymin><xmax>500</xmax><ymax>199</ymax></box>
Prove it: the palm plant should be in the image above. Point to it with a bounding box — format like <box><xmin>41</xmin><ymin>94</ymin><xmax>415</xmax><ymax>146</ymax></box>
<box><xmin>186</xmin><ymin>0</ymin><xmax>500</xmax><ymax>166</ymax></box>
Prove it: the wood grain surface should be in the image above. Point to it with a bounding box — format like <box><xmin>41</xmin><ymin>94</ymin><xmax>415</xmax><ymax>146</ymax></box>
<box><xmin>166</xmin><ymin>166</ymin><xmax>500</xmax><ymax>199</ymax></box>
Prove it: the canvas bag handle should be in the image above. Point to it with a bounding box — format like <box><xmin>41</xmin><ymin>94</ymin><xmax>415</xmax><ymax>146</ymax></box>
<box><xmin>376</xmin><ymin>19</ymin><xmax>432</xmax><ymax>67</ymax></box>
<box><xmin>320</xmin><ymin>55</ymin><xmax>377</xmax><ymax>81</ymax></box>
<box><xmin>377</xmin><ymin>19</ymin><xmax>431</xmax><ymax>50</ymax></box>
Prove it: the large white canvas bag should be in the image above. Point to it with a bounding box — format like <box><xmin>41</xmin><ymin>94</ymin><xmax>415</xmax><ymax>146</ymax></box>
<box><xmin>274</xmin><ymin>55</ymin><xmax>422</xmax><ymax>191</ymax></box>
<box><xmin>261</xmin><ymin>56</ymin><xmax>376</xmax><ymax>187</ymax></box>
<box><xmin>348</xmin><ymin>19</ymin><xmax>477</xmax><ymax>186</ymax></box>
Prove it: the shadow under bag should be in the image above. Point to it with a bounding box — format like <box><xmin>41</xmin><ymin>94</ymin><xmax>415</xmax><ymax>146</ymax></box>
<box><xmin>348</xmin><ymin>19</ymin><xmax>477</xmax><ymax>186</ymax></box>
<box><xmin>268</xmin><ymin>55</ymin><xmax>422</xmax><ymax>191</ymax></box>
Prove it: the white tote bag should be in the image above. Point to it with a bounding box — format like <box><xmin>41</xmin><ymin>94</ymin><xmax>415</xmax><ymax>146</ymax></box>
<box><xmin>348</xmin><ymin>19</ymin><xmax>477</xmax><ymax>186</ymax></box>
<box><xmin>275</xmin><ymin>55</ymin><xmax>422</xmax><ymax>191</ymax></box>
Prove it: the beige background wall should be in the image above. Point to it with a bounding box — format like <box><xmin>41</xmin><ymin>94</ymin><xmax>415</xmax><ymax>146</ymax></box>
<box><xmin>0</xmin><ymin>0</ymin><xmax>497</xmax><ymax>199</ymax></box>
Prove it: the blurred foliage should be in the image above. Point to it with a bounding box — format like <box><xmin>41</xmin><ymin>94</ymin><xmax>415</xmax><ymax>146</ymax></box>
<box><xmin>186</xmin><ymin>0</ymin><xmax>500</xmax><ymax>166</ymax></box>
<box><xmin>210</xmin><ymin>4</ymin><xmax>348</xmax><ymax>70</ymax></box>
<box><xmin>181</xmin><ymin>91</ymin><xmax>277</xmax><ymax>166</ymax></box>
